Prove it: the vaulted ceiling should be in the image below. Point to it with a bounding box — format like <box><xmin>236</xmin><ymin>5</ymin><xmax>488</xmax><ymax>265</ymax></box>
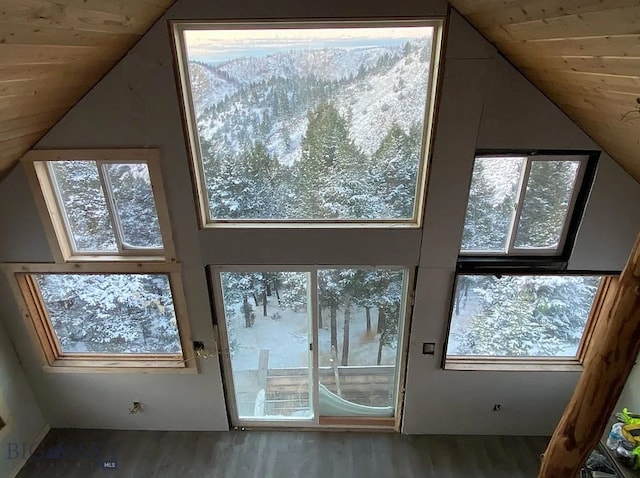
<box><xmin>448</xmin><ymin>0</ymin><xmax>640</xmax><ymax>182</ymax></box>
<box><xmin>0</xmin><ymin>0</ymin><xmax>175</xmax><ymax>181</ymax></box>
<box><xmin>0</xmin><ymin>1</ymin><xmax>639</xmax><ymax>184</ymax></box>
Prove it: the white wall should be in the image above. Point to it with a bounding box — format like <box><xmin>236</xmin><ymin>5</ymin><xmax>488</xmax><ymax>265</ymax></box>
<box><xmin>615</xmin><ymin>357</ymin><xmax>640</xmax><ymax>417</ymax></box>
<box><xmin>0</xmin><ymin>0</ymin><xmax>638</xmax><ymax>436</ymax></box>
<box><xmin>0</xmin><ymin>312</ymin><xmax>48</xmax><ymax>477</ymax></box>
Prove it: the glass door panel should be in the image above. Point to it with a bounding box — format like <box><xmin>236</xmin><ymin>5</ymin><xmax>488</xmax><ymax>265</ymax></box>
<box><xmin>218</xmin><ymin>271</ymin><xmax>313</xmax><ymax>422</ymax></box>
<box><xmin>317</xmin><ymin>268</ymin><xmax>407</xmax><ymax>417</ymax></box>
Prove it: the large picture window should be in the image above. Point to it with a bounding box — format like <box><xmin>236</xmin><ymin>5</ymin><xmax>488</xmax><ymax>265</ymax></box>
<box><xmin>445</xmin><ymin>274</ymin><xmax>605</xmax><ymax>369</ymax></box>
<box><xmin>5</xmin><ymin>264</ymin><xmax>194</xmax><ymax>370</ymax></box>
<box><xmin>173</xmin><ymin>20</ymin><xmax>443</xmax><ymax>226</ymax></box>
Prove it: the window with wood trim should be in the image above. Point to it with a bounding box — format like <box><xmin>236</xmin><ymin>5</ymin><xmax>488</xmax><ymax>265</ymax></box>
<box><xmin>22</xmin><ymin>149</ymin><xmax>175</xmax><ymax>262</ymax></box>
<box><xmin>6</xmin><ymin>264</ymin><xmax>194</xmax><ymax>371</ymax></box>
<box><xmin>172</xmin><ymin>20</ymin><xmax>443</xmax><ymax>227</ymax></box>
<box><xmin>443</xmin><ymin>273</ymin><xmax>613</xmax><ymax>371</ymax></box>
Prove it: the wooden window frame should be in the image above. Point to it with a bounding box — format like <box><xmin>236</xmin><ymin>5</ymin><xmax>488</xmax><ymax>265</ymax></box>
<box><xmin>21</xmin><ymin>149</ymin><xmax>176</xmax><ymax>263</ymax></box>
<box><xmin>459</xmin><ymin>150</ymin><xmax>599</xmax><ymax>259</ymax></box>
<box><xmin>0</xmin><ymin>392</ymin><xmax>8</xmax><ymax>441</ymax></box>
<box><xmin>2</xmin><ymin>263</ymin><xmax>196</xmax><ymax>373</ymax></box>
<box><xmin>171</xmin><ymin>19</ymin><xmax>445</xmax><ymax>229</ymax></box>
<box><xmin>443</xmin><ymin>273</ymin><xmax>616</xmax><ymax>372</ymax></box>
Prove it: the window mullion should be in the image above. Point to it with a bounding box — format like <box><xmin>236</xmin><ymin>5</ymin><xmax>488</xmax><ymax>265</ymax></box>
<box><xmin>25</xmin><ymin>274</ymin><xmax>64</xmax><ymax>359</ymax></box>
<box><xmin>554</xmin><ymin>159</ymin><xmax>587</xmax><ymax>255</ymax></box>
<box><xmin>97</xmin><ymin>162</ymin><xmax>125</xmax><ymax>254</ymax></box>
<box><xmin>310</xmin><ymin>267</ymin><xmax>320</xmax><ymax>423</ymax></box>
<box><xmin>46</xmin><ymin>162</ymin><xmax>80</xmax><ymax>254</ymax></box>
<box><xmin>506</xmin><ymin>158</ymin><xmax>532</xmax><ymax>254</ymax></box>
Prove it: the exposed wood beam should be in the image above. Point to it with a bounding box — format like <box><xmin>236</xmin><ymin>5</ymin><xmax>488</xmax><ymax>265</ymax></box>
<box><xmin>539</xmin><ymin>234</ymin><xmax>640</xmax><ymax>477</ymax></box>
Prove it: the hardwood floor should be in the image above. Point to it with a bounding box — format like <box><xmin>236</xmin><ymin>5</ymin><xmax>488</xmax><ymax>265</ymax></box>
<box><xmin>16</xmin><ymin>429</ymin><xmax>548</xmax><ymax>477</ymax></box>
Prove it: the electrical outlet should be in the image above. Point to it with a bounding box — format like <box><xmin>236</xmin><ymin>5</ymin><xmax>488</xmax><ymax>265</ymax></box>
<box><xmin>422</xmin><ymin>342</ymin><xmax>436</xmax><ymax>355</ymax></box>
<box><xmin>493</xmin><ymin>404</ymin><xmax>502</xmax><ymax>412</ymax></box>
<box><xmin>193</xmin><ymin>340</ymin><xmax>216</xmax><ymax>359</ymax></box>
<box><xmin>129</xmin><ymin>401</ymin><xmax>142</xmax><ymax>414</ymax></box>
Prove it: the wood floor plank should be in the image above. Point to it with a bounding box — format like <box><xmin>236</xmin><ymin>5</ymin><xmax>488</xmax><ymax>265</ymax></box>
<box><xmin>16</xmin><ymin>429</ymin><xmax>550</xmax><ymax>478</ymax></box>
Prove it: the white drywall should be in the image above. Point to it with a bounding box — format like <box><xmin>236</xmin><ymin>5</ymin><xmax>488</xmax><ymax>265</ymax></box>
<box><xmin>0</xmin><ymin>0</ymin><xmax>638</xmax><ymax>436</ymax></box>
<box><xmin>0</xmin><ymin>312</ymin><xmax>48</xmax><ymax>477</ymax></box>
<box><xmin>615</xmin><ymin>355</ymin><xmax>640</xmax><ymax>417</ymax></box>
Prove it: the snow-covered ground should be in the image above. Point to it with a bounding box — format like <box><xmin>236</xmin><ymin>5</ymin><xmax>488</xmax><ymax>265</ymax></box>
<box><xmin>336</xmin><ymin>48</ymin><xmax>430</xmax><ymax>155</ymax></box>
<box><xmin>226</xmin><ymin>297</ymin><xmax>398</xmax><ymax>371</ymax></box>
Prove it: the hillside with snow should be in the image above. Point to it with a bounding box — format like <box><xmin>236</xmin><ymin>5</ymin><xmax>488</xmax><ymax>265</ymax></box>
<box><xmin>187</xmin><ymin>41</ymin><xmax>431</xmax><ymax>164</ymax></box>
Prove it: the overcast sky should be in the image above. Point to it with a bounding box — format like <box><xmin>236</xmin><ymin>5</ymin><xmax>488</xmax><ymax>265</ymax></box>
<box><xmin>183</xmin><ymin>25</ymin><xmax>433</xmax><ymax>64</ymax></box>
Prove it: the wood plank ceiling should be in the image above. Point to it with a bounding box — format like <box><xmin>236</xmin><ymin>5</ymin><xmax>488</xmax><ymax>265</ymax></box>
<box><xmin>0</xmin><ymin>0</ymin><xmax>638</xmax><ymax>186</ymax></box>
<box><xmin>449</xmin><ymin>0</ymin><xmax>640</xmax><ymax>182</ymax></box>
<box><xmin>0</xmin><ymin>0</ymin><xmax>175</xmax><ymax>181</ymax></box>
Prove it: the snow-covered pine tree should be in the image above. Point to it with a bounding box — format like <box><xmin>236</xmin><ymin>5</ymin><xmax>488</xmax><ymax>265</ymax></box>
<box><xmin>514</xmin><ymin>160</ymin><xmax>579</xmax><ymax>248</ymax></box>
<box><xmin>453</xmin><ymin>275</ymin><xmax>600</xmax><ymax>356</ymax></box>
<box><xmin>37</xmin><ymin>274</ymin><xmax>180</xmax><ymax>354</ymax></box>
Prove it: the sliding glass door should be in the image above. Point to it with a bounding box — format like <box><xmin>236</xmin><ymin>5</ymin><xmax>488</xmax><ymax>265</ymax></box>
<box><xmin>215</xmin><ymin>270</ymin><xmax>314</xmax><ymax>423</ymax></box>
<box><xmin>212</xmin><ymin>266</ymin><xmax>411</xmax><ymax>428</ymax></box>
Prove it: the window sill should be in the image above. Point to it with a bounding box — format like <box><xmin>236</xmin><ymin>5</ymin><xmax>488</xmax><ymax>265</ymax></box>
<box><xmin>444</xmin><ymin>358</ymin><xmax>584</xmax><ymax>372</ymax></box>
<box><xmin>63</xmin><ymin>254</ymin><xmax>173</xmax><ymax>263</ymax></box>
<box><xmin>201</xmin><ymin>221</ymin><xmax>422</xmax><ymax>230</ymax></box>
<box><xmin>43</xmin><ymin>359</ymin><xmax>197</xmax><ymax>374</ymax></box>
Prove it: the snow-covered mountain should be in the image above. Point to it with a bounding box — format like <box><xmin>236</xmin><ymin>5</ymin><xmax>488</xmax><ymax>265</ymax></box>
<box><xmin>187</xmin><ymin>62</ymin><xmax>240</xmax><ymax>117</ymax></box>
<box><xmin>188</xmin><ymin>41</ymin><xmax>431</xmax><ymax>165</ymax></box>
<box><xmin>216</xmin><ymin>46</ymin><xmax>400</xmax><ymax>85</ymax></box>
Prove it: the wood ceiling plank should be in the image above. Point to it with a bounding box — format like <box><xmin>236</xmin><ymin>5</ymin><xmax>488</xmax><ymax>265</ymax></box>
<box><xmin>0</xmin><ymin>43</ymin><xmax>122</xmax><ymax>65</ymax></box>
<box><xmin>15</xmin><ymin>0</ymin><xmax>170</xmax><ymax>19</ymax></box>
<box><xmin>0</xmin><ymin>77</ymin><xmax>93</xmax><ymax>96</ymax></box>
<box><xmin>0</xmin><ymin>0</ymin><xmax>176</xmax><ymax>178</ymax></box>
<box><xmin>0</xmin><ymin>90</ymin><xmax>81</xmax><ymax>122</ymax></box>
<box><xmin>541</xmin><ymin>91</ymin><xmax>640</xmax><ymax>117</ymax></box>
<box><xmin>511</xmin><ymin>34</ymin><xmax>640</xmax><ymax>58</ymax></box>
<box><xmin>507</xmin><ymin>54</ymin><xmax>640</xmax><ymax>78</ymax></box>
<box><xmin>0</xmin><ymin>122</ymin><xmax>51</xmax><ymax>142</ymax></box>
<box><xmin>0</xmin><ymin>110</ymin><xmax>66</xmax><ymax>131</ymax></box>
<box><xmin>450</xmin><ymin>0</ymin><xmax>640</xmax><ymax>183</ymax></box>
<box><xmin>0</xmin><ymin>60</ymin><xmax>114</xmax><ymax>82</ymax></box>
<box><xmin>451</xmin><ymin>0</ymin><xmax>531</xmax><ymax>15</ymax></box>
<box><xmin>0</xmin><ymin>85</ymin><xmax>89</xmax><ymax>111</ymax></box>
<box><xmin>0</xmin><ymin>130</ymin><xmax>50</xmax><ymax>155</ymax></box>
<box><xmin>522</xmin><ymin>68</ymin><xmax>640</xmax><ymax>94</ymax></box>
<box><xmin>464</xmin><ymin>0</ymin><xmax>640</xmax><ymax>27</ymax></box>
<box><xmin>551</xmin><ymin>90</ymin><xmax>639</xmax><ymax>113</ymax></box>
<box><xmin>530</xmin><ymin>76</ymin><xmax>640</xmax><ymax>102</ymax></box>
<box><xmin>573</xmin><ymin>123</ymin><xmax>640</xmax><ymax>144</ymax></box>
<box><xmin>0</xmin><ymin>0</ymin><xmax>154</xmax><ymax>35</ymax></box>
<box><xmin>0</xmin><ymin>22</ymin><xmax>140</xmax><ymax>47</ymax></box>
<box><xmin>553</xmin><ymin>101</ymin><xmax>640</xmax><ymax>132</ymax></box>
<box><xmin>571</xmin><ymin>117</ymin><xmax>640</xmax><ymax>141</ymax></box>
<box><xmin>134</xmin><ymin>0</ymin><xmax>175</xmax><ymax>8</ymax></box>
<box><xmin>501</xmin><ymin>6</ymin><xmax>640</xmax><ymax>41</ymax></box>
